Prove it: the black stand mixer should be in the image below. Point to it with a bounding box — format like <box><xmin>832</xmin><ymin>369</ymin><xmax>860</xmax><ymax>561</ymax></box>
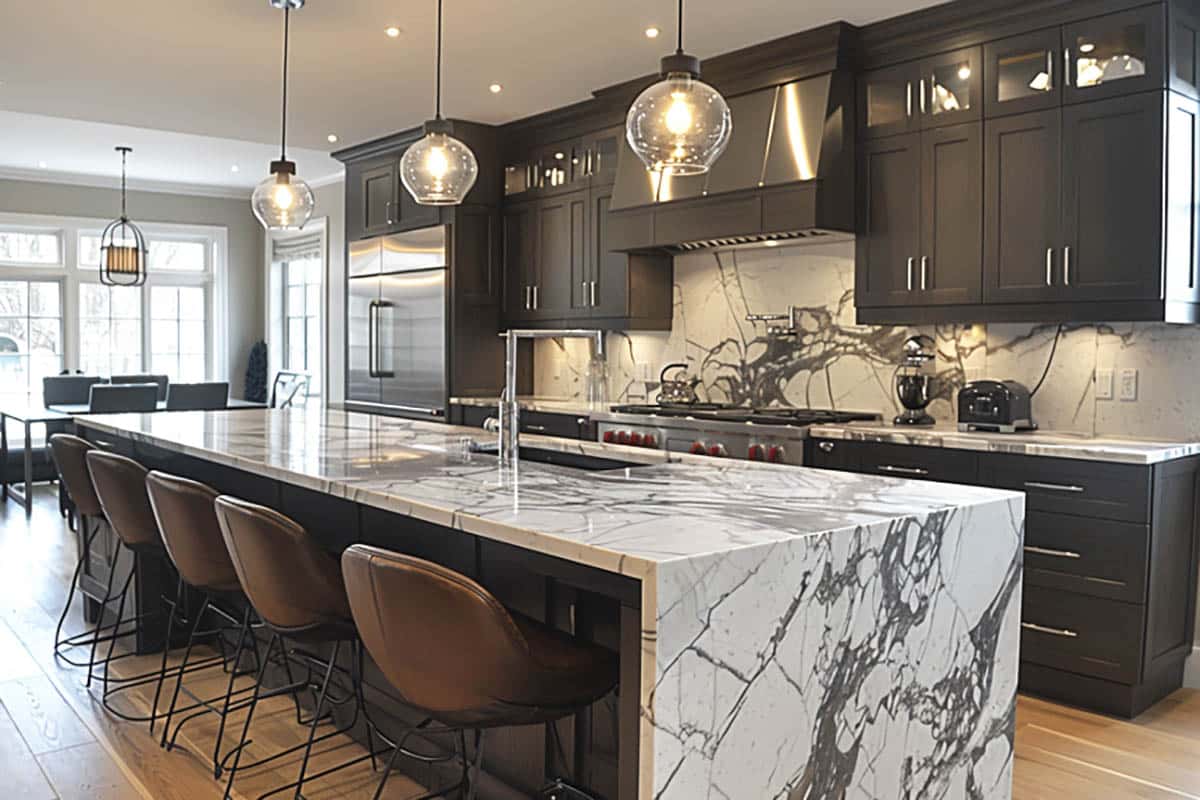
<box><xmin>894</xmin><ymin>335</ymin><xmax>937</xmax><ymax>427</ymax></box>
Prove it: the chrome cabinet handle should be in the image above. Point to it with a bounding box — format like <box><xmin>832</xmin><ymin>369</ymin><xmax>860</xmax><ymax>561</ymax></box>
<box><xmin>1047</xmin><ymin>50</ymin><xmax>1054</xmax><ymax>89</ymax></box>
<box><xmin>385</xmin><ymin>199</ymin><xmax>394</xmax><ymax>225</ymax></box>
<box><xmin>524</xmin><ymin>424</ymin><xmax>547</xmax><ymax>433</ymax></box>
<box><xmin>818</xmin><ymin>441</ymin><xmax>835</xmax><ymax>453</ymax></box>
<box><xmin>906</xmin><ymin>82</ymin><xmax>913</xmax><ymax>117</ymax></box>
<box><xmin>907</xmin><ymin>257</ymin><xmax>915</xmax><ymax>291</ymax></box>
<box><xmin>532</xmin><ymin>285</ymin><xmax>539</xmax><ymax>310</ymax></box>
<box><xmin>1022</xmin><ymin>621</ymin><xmax>1078</xmax><ymax>639</ymax></box>
<box><xmin>920</xmin><ymin>79</ymin><xmax>927</xmax><ymax>114</ymax></box>
<box><xmin>1065</xmin><ymin>48</ymin><xmax>1072</xmax><ymax>87</ymax></box>
<box><xmin>1024</xmin><ymin>545</ymin><xmax>1082</xmax><ymax>559</ymax></box>
<box><xmin>1024</xmin><ymin>481</ymin><xmax>1085</xmax><ymax>493</ymax></box>
<box><xmin>590</xmin><ymin>280</ymin><xmax>597</xmax><ymax>308</ymax></box>
<box><xmin>1063</xmin><ymin>245</ymin><xmax>1071</xmax><ymax>285</ymax></box>
<box><xmin>920</xmin><ymin>256</ymin><xmax>929</xmax><ymax>291</ymax></box>
<box><xmin>1045</xmin><ymin>248</ymin><xmax>1054</xmax><ymax>286</ymax></box>
<box><xmin>582</xmin><ymin>281</ymin><xmax>589</xmax><ymax>307</ymax></box>
<box><xmin>878</xmin><ymin>464</ymin><xmax>930</xmax><ymax>476</ymax></box>
<box><xmin>524</xmin><ymin>285</ymin><xmax>532</xmax><ymax>311</ymax></box>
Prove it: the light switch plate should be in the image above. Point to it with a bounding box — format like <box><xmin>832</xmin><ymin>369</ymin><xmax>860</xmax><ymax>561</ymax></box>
<box><xmin>1119</xmin><ymin>368</ymin><xmax>1139</xmax><ymax>402</ymax></box>
<box><xmin>1095</xmin><ymin>368</ymin><xmax>1114</xmax><ymax>401</ymax></box>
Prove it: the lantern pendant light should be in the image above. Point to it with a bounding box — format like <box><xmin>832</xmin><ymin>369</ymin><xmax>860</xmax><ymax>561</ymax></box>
<box><xmin>399</xmin><ymin>0</ymin><xmax>479</xmax><ymax>206</ymax></box>
<box><xmin>99</xmin><ymin>146</ymin><xmax>148</xmax><ymax>287</ymax></box>
<box><xmin>625</xmin><ymin>0</ymin><xmax>732</xmax><ymax>176</ymax></box>
<box><xmin>252</xmin><ymin>0</ymin><xmax>315</xmax><ymax>231</ymax></box>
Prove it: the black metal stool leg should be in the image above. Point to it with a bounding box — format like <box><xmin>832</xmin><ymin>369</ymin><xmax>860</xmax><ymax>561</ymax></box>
<box><xmin>97</xmin><ymin>564</ymin><xmax>136</xmax><ymax>698</ymax></box>
<box><xmin>223</xmin><ymin>633</ymin><xmax>280</xmax><ymax>800</ymax></box>
<box><xmin>53</xmin><ymin>516</ymin><xmax>98</xmax><ymax>657</ymax></box>
<box><xmin>149</xmin><ymin>577</ymin><xmax>184</xmax><ymax>737</ymax></box>
<box><xmin>161</xmin><ymin>592</ymin><xmax>210</xmax><ymax>748</ymax></box>
<box><xmin>84</xmin><ymin>537</ymin><xmax>123</xmax><ymax>687</ymax></box>
<box><xmin>292</xmin><ymin>640</ymin><xmax>341</xmax><ymax>800</ymax></box>
<box><xmin>212</xmin><ymin>604</ymin><xmax>255</xmax><ymax>779</ymax></box>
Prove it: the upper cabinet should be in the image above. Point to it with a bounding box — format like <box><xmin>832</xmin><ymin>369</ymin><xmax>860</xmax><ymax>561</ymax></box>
<box><xmin>1064</xmin><ymin>6</ymin><xmax>1165</xmax><ymax>104</ymax></box>
<box><xmin>345</xmin><ymin>148</ymin><xmax>440</xmax><ymax>241</ymax></box>
<box><xmin>503</xmin><ymin>127</ymin><xmax>623</xmax><ymax>201</ymax></box>
<box><xmin>985</xmin><ymin>29</ymin><xmax>1065</xmax><ymax>117</ymax></box>
<box><xmin>860</xmin><ymin>47</ymin><xmax>982</xmax><ymax>139</ymax></box>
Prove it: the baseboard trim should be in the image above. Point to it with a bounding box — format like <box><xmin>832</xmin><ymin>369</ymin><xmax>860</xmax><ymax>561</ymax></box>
<box><xmin>1185</xmin><ymin>646</ymin><xmax>1200</xmax><ymax>690</ymax></box>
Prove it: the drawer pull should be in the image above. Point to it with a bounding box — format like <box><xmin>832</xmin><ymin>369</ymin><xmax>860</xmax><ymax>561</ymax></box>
<box><xmin>1021</xmin><ymin>621</ymin><xmax>1079</xmax><ymax>639</ymax></box>
<box><xmin>1024</xmin><ymin>481</ymin><xmax>1085</xmax><ymax>493</ymax></box>
<box><xmin>878</xmin><ymin>465</ymin><xmax>930</xmax><ymax>476</ymax></box>
<box><xmin>818</xmin><ymin>441</ymin><xmax>835</xmax><ymax>453</ymax></box>
<box><xmin>1024</xmin><ymin>545</ymin><xmax>1082</xmax><ymax>560</ymax></box>
<box><xmin>523</xmin><ymin>424</ymin><xmax>547</xmax><ymax>433</ymax></box>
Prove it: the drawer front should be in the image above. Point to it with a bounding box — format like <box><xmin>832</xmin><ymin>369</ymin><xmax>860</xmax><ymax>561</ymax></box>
<box><xmin>980</xmin><ymin>453</ymin><xmax>1150</xmax><ymax>522</ymax></box>
<box><xmin>1024</xmin><ymin>511</ymin><xmax>1149</xmax><ymax>603</ymax></box>
<box><xmin>451</xmin><ymin>406</ymin><xmax>591</xmax><ymax>441</ymax></box>
<box><xmin>855</xmin><ymin>441</ymin><xmax>979</xmax><ymax>484</ymax></box>
<box><xmin>1020</xmin><ymin>585</ymin><xmax>1144</xmax><ymax>683</ymax></box>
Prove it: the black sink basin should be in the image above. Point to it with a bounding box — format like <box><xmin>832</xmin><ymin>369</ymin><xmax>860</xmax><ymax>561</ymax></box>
<box><xmin>470</xmin><ymin>443</ymin><xmax>646</xmax><ymax>472</ymax></box>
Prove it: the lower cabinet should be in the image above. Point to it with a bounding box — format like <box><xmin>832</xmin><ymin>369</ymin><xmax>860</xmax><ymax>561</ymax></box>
<box><xmin>807</xmin><ymin>438</ymin><xmax>1200</xmax><ymax>717</ymax></box>
<box><xmin>449</xmin><ymin>404</ymin><xmax>595</xmax><ymax>441</ymax></box>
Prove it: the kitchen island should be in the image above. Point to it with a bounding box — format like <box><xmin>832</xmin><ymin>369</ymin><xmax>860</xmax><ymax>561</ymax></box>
<box><xmin>76</xmin><ymin>408</ymin><xmax>1025</xmax><ymax>800</ymax></box>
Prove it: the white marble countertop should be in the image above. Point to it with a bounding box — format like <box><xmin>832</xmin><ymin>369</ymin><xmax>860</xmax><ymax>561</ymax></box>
<box><xmin>809</xmin><ymin>421</ymin><xmax>1200</xmax><ymax>465</ymax></box>
<box><xmin>76</xmin><ymin>408</ymin><xmax>1018</xmax><ymax>580</ymax></box>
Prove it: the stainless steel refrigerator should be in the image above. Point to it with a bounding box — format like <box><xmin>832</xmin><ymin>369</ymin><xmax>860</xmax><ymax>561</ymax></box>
<box><xmin>346</xmin><ymin>226</ymin><xmax>448</xmax><ymax>418</ymax></box>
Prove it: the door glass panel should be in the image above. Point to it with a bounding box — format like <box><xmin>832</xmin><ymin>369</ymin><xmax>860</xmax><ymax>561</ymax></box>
<box><xmin>867</xmin><ymin>79</ymin><xmax>909</xmax><ymax>129</ymax></box>
<box><xmin>1074</xmin><ymin>25</ymin><xmax>1147</xmax><ymax>88</ymax></box>
<box><xmin>930</xmin><ymin>61</ymin><xmax>972</xmax><ymax>115</ymax></box>
<box><xmin>997</xmin><ymin>49</ymin><xmax>1055</xmax><ymax>102</ymax></box>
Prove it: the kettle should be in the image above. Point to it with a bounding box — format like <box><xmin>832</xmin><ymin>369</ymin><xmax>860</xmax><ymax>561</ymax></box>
<box><xmin>656</xmin><ymin>363</ymin><xmax>701</xmax><ymax>405</ymax></box>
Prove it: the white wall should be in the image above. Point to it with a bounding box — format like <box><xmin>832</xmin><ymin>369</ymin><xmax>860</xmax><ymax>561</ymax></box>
<box><xmin>312</xmin><ymin>180</ymin><xmax>345</xmax><ymax>405</ymax></box>
<box><xmin>0</xmin><ymin>177</ymin><xmax>263</xmax><ymax>396</ymax></box>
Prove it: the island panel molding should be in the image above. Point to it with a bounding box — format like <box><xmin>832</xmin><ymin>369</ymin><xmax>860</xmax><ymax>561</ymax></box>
<box><xmin>74</xmin><ymin>409</ymin><xmax>1024</xmax><ymax>800</ymax></box>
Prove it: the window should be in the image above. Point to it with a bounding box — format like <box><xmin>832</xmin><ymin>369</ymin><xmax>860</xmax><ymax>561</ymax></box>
<box><xmin>150</xmin><ymin>286</ymin><xmax>206</xmax><ymax>381</ymax></box>
<box><xmin>79</xmin><ymin>234</ymin><xmax>207</xmax><ymax>272</ymax></box>
<box><xmin>0</xmin><ymin>281</ymin><xmax>63</xmax><ymax>392</ymax></box>
<box><xmin>79</xmin><ymin>284</ymin><xmax>142</xmax><ymax>376</ymax></box>
<box><xmin>0</xmin><ymin>230</ymin><xmax>61</xmax><ymax>265</ymax></box>
<box><xmin>283</xmin><ymin>257</ymin><xmax>321</xmax><ymax>393</ymax></box>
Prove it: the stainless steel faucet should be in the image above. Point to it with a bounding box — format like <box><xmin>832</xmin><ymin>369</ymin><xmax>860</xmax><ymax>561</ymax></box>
<box><xmin>500</xmin><ymin>329</ymin><xmax>606</xmax><ymax>467</ymax></box>
<box><xmin>746</xmin><ymin>305</ymin><xmax>803</xmax><ymax>337</ymax></box>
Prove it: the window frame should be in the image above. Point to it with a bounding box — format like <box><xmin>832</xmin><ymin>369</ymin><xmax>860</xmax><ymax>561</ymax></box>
<box><xmin>280</xmin><ymin>257</ymin><xmax>322</xmax><ymax>397</ymax></box>
<box><xmin>0</xmin><ymin>212</ymin><xmax>227</xmax><ymax>390</ymax></box>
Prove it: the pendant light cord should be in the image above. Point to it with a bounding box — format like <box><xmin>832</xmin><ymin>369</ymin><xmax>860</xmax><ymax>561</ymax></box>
<box><xmin>280</xmin><ymin>7</ymin><xmax>290</xmax><ymax>159</ymax></box>
<box><xmin>119</xmin><ymin>148</ymin><xmax>128</xmax><ymax>219</ymax></box>
<box><xmin>435</xmin><ymin>0</ymin><xmax>444</xmax><ymax>119</ymax></box>
<box><xmin>676</xmin><ymin>0</ymin><xmax>684</xmax><ymax>54</ymax></box>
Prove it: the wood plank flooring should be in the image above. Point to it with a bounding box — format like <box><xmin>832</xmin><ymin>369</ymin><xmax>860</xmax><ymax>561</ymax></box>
<box><xmin>0</xmin><ymin>484</ymin><xmax>1195</xmax><ymax>798</ymax></box>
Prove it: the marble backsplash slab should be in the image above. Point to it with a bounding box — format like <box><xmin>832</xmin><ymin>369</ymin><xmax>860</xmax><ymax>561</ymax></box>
<box><xmin>534</xmin><ymin>240</ymin><xmax>1200</xmax><ymax>440</ymax></box>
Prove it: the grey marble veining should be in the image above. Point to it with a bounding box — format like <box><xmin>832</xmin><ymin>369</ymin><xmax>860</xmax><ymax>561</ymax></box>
<box><xmin>810</xmin><ymin>422</ymin><xmax>1200</xmax><ymax>465</ymax></box>
<box><xmin>76</xmin><ymin>408</ymin><xmax>1023</xmax><ymax>800</ymax></box>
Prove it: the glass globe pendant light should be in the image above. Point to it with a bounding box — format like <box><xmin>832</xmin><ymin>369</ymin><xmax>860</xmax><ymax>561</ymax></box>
<box><xmin>626</xmin><ymin>0</ymin><xmax>732</xmax><ymax>176</ymax></box>
<box><xmin>400</xmin><ymin>0</ymin><xmax>479</xmax><ymax>206</ymax></box>
<box><xmin>99</xmin><ymin>146</ymin><xmax>148</xmax><ymax>287</ymax></box>
<box><xmin>252</xmin><ymin>0</ymin><xmax>315</xmax><ymax>230</ymax></box>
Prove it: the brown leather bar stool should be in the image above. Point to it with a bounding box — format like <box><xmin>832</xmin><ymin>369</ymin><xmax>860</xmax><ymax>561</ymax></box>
<box><xmin>213</xmin><ymin>495</ymin><xmax>379</xmax><ymax>800</ymax></box>
<box><xmin>341</xmin><ymin>545</ymin><xmax>620</xmax><ymax>800</ymax></box>
<box><xmin>48</xmin><ymin>434</ymin><xmax>111</xmax><ymax>672</ymax></box>
<box><xmin>145</xmin><ymin>470</ymin><xmax>279</xmax><ymax>776</ymax></box>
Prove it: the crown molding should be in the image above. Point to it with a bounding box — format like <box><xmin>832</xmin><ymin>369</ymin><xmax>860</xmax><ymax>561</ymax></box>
<box><xmin>0</xmin><ymin>164</ymin><xmax>344</xmax><ymax>200</ymax></box>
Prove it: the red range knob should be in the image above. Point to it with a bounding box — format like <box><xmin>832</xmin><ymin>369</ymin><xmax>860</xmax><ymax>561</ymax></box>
<box><xmin>690</xmin><ymin>441</ymin><xmax>707</xmax><ymax>455</ymax></box>
<box><xmin>643</xmin><ymin>434</ymin><xmax>658</xmax><ymax>448</ymax></box>
<box><xmin>767</xmin><ymin>445</ymin><xmax>786</xmax><ymax>463</ymax></box>
<box><xmin>603</xmin><ymin>431</ymin><xmax>616</xmax><ymax>443</ymax></box>
<box><xmin>617</xmin><ymin>431</ymin><xmax>631</xmax><ymax>444</ymax></box>
<box><xmin>630</xmin><ymin>432</ymin><xmax>645</xmax><ymax>446</ymax></box>
<box><xmin>748</xmin><ymin>444</ymin><xmax>766</xmax><ymax>461</ymax></box>
<box><xmin>708</xmin><ymin>444</ymin><xmax>728</xmax><ymax>458</ymax></box>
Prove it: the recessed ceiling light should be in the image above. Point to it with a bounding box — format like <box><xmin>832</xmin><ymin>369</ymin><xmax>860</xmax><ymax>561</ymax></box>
<box><xmin>37</xmin><ymin>160</ymin><xmax>47</xmax><ymax>169</ymax></box>
<box><xmin>489</xmin><ymin>83</ymin><xmax>503</xmax><ymax>94</ymax></box>
<box><xmin>231</xmin><ymin>165</ymin><xmax>240</xmax><ymax>173</ymax></box>
<box><xmin>645</xmin><ymin>26</ymin><xmax>660</xmax><ymax>39</ymax></box>
<box><xmin>385</xmin><ymin>26</ymin><xmax>401</xmax><ymax>38</ymax></box>
<box><xmin>327</xmin><ymin>133</ymin><xmax>339</xmax><ymax>143</ymax></box>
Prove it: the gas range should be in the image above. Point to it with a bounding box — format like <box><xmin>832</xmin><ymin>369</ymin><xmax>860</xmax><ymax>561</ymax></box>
<box><xmin>595</xmin><ymin>404</ymin><xmax>880</xmax><ymax>466</ymax></box>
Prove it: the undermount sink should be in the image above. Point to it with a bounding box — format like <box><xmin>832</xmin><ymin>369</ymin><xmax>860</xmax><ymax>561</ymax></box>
<box><xmin>469</xmin><ymin>443</ymin><xmax>647</xmax><ymax>472</ymax></box>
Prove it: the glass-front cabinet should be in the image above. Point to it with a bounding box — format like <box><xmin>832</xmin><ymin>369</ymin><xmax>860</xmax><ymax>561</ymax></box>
<box><xmin>985</xmin><ymin>29</ymin><xmax>1064</xmax><ymax>116</ymax></box>
<box><xmin>1064</xmin><ymin>6</ymin><xmax>1164</xmax><ymax>103</ymax></box>
<box><xmin>861</xmin><ymin>48</ymin><xmax>981</xmax><ymax>139</ymax></box>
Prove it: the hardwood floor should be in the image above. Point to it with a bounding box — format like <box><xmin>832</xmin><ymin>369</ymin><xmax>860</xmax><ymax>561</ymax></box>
<box><xmin>0</xmin><ymin>484</ymin><xmax>1196</xmax><ymax>798</ymax></box>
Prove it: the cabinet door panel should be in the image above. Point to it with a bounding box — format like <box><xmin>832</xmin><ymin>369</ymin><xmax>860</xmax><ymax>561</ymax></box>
<box><xmin>590</xmin><ymin>188</ymin><xmax>629</xmax><ymax>318</ymax></box>
<box><xmin>920</xmin><ymin>47</ymin><xmax>982</xmax><ymax>129</ymax></box>
<box><xmin>857</xmin><ymin>134</ymin><xmax>921</xmax><ymax>307</ymax></box>
<box><xmin>350</xmin><ymin>159</ymin><xmax>399</xmax><ymax>240</ymax></box>
<box><xmin>535</xmin><ymin>193</ymin><xmax>584</xmax><ymax>318</ymax></box>
<box><xmin>920</xmin><ymin>122</ymin><xmax>983</xmax><ymax>305</ymax></box>
<box><xmin>1062</xmin><ymin>93</ymin><xmax>1164</xmax><ymax>301</ymax></box>
<box><xmin>1064</xmin><ymin>6</ymin><xmax>1166</xmax><ymax>105</ymax></box>
<box><xmin>985</xmin><ymin>28</ymin><xmax>1064</xmax><ymax>117</ymax></box>
<box><xmin>503</xmin><ymin>204</ymin><xmax>537</xmax><ymax>322</ymax></box>
<box><xmin>860</xmin><ymin>62</ymin><xmax>921</xmax><ymax>139</ymax></box>
<box><xmin>984</xmin><ymin>110</ymin><xmax>1063</xmax><ymax>303</ymax></box>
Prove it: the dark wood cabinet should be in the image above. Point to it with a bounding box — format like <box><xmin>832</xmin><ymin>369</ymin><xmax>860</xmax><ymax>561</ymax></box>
<box><xmin>345</xmin><ymin>147</ymin><xmax>441</xmax><ymax>242</ymax></box>
<box><xmin>983</xmin><ymin>108</ymin><xmax>1063</xmax><ymax>304</ymax></box>
<box><xmin>861</xmin><ymin>62</ymin><xmax>923</xmax><ymax>139</ymax></box>
<box><xmin>503</xmin><ymin>201</ymin><xmax>538</xmax><ymax>322</ymax></box>
<box><xmin>1064</xmin><ymin>5</ymin><xmax>1166</xmax><ymax>105</ymax></box>
<box><xmin>858</xmin><ymin>124</ymin><xmax>981</xmax><ymax>308</ymax></box>
<box><xmin>1061</xmin><ymin>91</ymin><xmax>1164</xmax><ymax>301</ymax></box>
<box><xmin>860</xmin><ymin>48</ymin><xmax>981</xmax><ymax>139</ymax></box>
<box><xmin>984</xmin><ymin>28</ymin><xmax>1065</xmax><ymax>118</ymax></box>
<box><xmin>535</xmin><ymin>190</ymin><xmax>588</xmax><ymax>319</ymax></box>
<box><xmin>807</xmin><ymin>437</ymin><xmax>1200</xmax><ymax>718</ymax></box>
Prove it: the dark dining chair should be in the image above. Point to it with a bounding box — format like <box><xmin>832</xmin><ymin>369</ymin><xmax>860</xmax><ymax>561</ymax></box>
<box><xmin>111</xmin><ymin>374</ymin><xmax>170</xmax><ymax>402</ymax></box>
<box><xmin>270</xmin><ymin>371</ymin><xmax>311</xmax><ymax>409</ymax></box>
<box><xmin>88</xmin><ymin>384</ymin><xmax>159</xmax><ymax>413</ymax></box>
<box><xmin>165</xmin><ymin>382</ymin><xmax>229</xmax><ymax>411</ymax></box>
<box><xmin>43</xmin><ymin>375</ymin><xmax>107</xmax><ymax>406</ymax></box>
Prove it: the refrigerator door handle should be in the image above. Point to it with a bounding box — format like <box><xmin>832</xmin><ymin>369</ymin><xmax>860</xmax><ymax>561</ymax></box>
<box><xmin>374</xmin><ymin>299</ymin><xmax>396</xmax><ymax>378</ymax></box>
<box><xmin>367</xmin><ymin>301</ymin><xmax>379</xmax><ymax>378</ymax></box>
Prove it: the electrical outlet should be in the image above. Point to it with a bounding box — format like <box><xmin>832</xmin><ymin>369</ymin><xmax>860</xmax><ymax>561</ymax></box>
<box><xmin>1119</xmin><ymin>368</ymin><xmax>1139</xmax><ymax>402</ymax></box>
<box><xmin>1095</xmin><ymin>368</ymin><xmax>1114</xmax><ymax>401</ymax></box>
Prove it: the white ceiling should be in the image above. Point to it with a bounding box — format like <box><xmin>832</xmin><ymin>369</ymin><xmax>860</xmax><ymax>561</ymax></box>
<box><xmin>0</xmin><ymin>0</ymin><xmax>946</xmax><ymax>192</ymax></box>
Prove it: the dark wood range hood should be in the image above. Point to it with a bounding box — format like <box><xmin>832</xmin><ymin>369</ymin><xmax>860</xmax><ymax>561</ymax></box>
<box><xmin>605</xmin><ymin>31</ymin><xmax>857</xmax><ymax>253</ymax></box>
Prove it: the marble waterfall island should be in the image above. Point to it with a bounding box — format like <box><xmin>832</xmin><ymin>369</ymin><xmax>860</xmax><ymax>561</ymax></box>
<box><xmin>76</xmin><ymin>409</ymin><xmax>1025</xmax><ymax>800</ymax></box>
